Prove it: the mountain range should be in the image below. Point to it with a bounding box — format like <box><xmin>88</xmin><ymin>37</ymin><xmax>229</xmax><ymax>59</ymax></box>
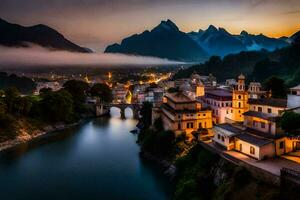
<box><xmin>0</xmin><ymin>18</ymin><xmax>89</xmax><ymax>53</ymax></box>
<box><xmin>105</xmin><ymin>20</ymin><xmax>208</xmax><ymax>62</ymax></box>
<box><xmin>105</xmin><ymin>19</ymin><xmax>297</xmax><ymax>61</ymax></box>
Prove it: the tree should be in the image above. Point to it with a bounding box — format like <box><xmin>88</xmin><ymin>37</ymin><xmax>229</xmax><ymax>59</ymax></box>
<box><xmin>63</xmin><ymin>80</ymin><xmax>89</xmax><ymax>112</ymax></box>
<box><xmin>39</xmin><ymin>90</ymin><xmax>74</xmax><ymax>122</ymax></box>
<box><xmin>39</xmin><ymin>87</ymin><xmax>52</xmax><ymax>95</ymax></box>
<box><xmin>4</xmin><ymin>87</ymin><xmax>20</xmax><ymax>113</ymax></box>
<box><xmin>252</xmin><ymin>58</ymin><xmax>281</xmax><ymax>82</ymax></box>
<box><xmin>90</xmin><ymin>83</ymin><xmax>112</xmax><ymax>103</ymax></box>
<box><xmin>264</xmin><ymin>76</ymin><xmax>287</xmax><ymax>98</ymax></box>
<box><xmin>281</xmin><ymin>111</ymin><xmax>300</xmax><ymax>133</ymax></box>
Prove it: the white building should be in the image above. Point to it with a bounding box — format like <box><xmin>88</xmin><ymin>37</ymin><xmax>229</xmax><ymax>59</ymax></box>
<box><xmin>200</xmin><ymin>89</ymin><xmax>233</xmax><ymax>124</ymax></box>
<box><xmin>288</xmin><ymin>85</ymin><xmax>300</xmax><ymax>109</ymax></box>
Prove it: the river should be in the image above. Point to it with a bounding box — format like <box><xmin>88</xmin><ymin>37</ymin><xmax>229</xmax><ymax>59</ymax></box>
<box><xmin>0</xmin><ymin>108</ymin><xmax>173</xmax><ymax>200</ymax></box>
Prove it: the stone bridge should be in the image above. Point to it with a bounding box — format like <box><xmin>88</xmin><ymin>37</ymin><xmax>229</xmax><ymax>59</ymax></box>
<box><xmin>96</xmin><ymin>103</ymin><xmax>140</xmax><ymax>119</ymax></box>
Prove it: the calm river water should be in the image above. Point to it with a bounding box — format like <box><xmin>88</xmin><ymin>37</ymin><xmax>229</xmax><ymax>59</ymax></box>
<box><xmin>0</xmin><ymin>108</ymin><xmax>173</xmax><ymax>200</ymax></box>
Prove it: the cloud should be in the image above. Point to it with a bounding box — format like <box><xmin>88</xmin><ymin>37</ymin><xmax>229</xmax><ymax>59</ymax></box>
<box><xmin>0</xmin><ymin>45</ymin><xmax>184</xmax><ymax>68</ymax></box>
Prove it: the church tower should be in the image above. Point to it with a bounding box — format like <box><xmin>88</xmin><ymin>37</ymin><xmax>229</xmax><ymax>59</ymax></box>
<box><xmin>232</xmin><ymin>74</ymin><xmax>249</xmax><ymax>122</ymax></box>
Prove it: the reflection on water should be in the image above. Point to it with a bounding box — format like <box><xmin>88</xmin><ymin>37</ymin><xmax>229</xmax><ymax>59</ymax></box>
<box><xmin>0</xmin><ymin>108</ymin><xmax>173</xmax><ymax>200</ymax></box>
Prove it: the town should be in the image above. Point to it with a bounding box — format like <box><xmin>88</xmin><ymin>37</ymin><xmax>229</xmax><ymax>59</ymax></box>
<box><xmin>31</xmin><ymin>70</ymin><xmax>300</xmax><ymax>166</ymax></box>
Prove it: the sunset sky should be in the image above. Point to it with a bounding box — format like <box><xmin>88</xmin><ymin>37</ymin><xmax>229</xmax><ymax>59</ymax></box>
<box><xmin>1</xmin><ymin>0</ymin><xmax>300</xmax><ymax>51</ymax></box>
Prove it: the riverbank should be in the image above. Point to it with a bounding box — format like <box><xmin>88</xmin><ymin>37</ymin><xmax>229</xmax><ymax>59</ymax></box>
<box><xmin>0</xmin><ymin>121</ymin><xmax>82</xmax><ymax>153</ymax></box>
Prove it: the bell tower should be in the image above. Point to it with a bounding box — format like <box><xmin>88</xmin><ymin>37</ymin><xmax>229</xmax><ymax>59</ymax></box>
<box><xmin>232</xmin><ymin>74</ymin><xmax>249</xmax><ymax>122</ymax></box>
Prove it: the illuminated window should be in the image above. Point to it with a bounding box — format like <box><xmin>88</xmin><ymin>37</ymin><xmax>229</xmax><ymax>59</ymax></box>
<box><xmin>250</xmin><ymin>146</ymin><xmax>255</xmax><ymax>155</ymax></box>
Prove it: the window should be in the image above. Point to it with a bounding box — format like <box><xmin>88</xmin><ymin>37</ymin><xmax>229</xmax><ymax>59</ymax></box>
<box><xmin>238</xmin><ymin>102</ymin><xmax>241</xmax><ymax>108</ymax></box>
<box><xmin>239</xmin><ymin>143</ymin><xmax>242</xmax><ymax>151</ymax></box>
<box><xmin>279</xmin><ymin>141</ymin><xmax>284</xmax><ymax>149</ymax></box>
<box><xmin>218</xmin><ymin>134</ymin><xmax>221</xmax><ymax>139</ymax></box>
<box><xmin>221</xmin><ymin>136</ymin><xmax>225</xmax><ymax>142</ymax></box>
<box><xmin>203</xmin><ymin>114</ymin><xmax>206</xmax><ymax>117</ymax></box>
<box><xmin>238</xmin><ymin>110</ymin><xmax>241</xmax><ymax>113</ymax></box>
<box><xmin>199</xmin><ymin>122</ymin><xmax>202</xmax><ymax>128</ymax></box>
<box><xmin>238</xmin><ymin>95</ymin><xmax>241</xmax><ymax>99</ymax></box>
<box><xmin>204</xmin><ymin>122</ymin><xmax>207</xmax><ymax>128</ymax></box>
<box><xmin>178</xmin><ymin>115</ymin><xmax>181</xmax><ymax>119</ymax></box>
<box><xmin>258</xmin><ymin>107</ymin><xmax>262</xmax><ymax>112</ymax></box>
<box><xmin>178</xmin><ymin>123</ymin><xmax>181</xmax><ymax>130</ymax></box>
<box><xmin>226</xmin><ymin>110</ymin><xmax>229</xmax><ymax>114</ymax></box>
<box><xmin>250</xmin><ymin>146</ymin><xmax>255</xmax><ymax>155</ymax></box>
<box><xmin>261</xmin><ymin>122</ymin><xmax>265</xmax><ymax>129</ymax></box>
<box><xmin>190</xmin><ymin>123</ymin><xmax>194</xmax><ymax>129</ymax></box>
<box><xmin>198</xmin><ymin>114</ymin><xmax>200</xmax><ymax>116</ymax></box>
<box><xmin>187</xmin><ymin>123</ymin><xmax>189</xmax><ymax>128</ymax></box>
<box><xmin>267</xmin><ymin>108</ymin><xmax>272</xmax><ymax>113</ymax></box>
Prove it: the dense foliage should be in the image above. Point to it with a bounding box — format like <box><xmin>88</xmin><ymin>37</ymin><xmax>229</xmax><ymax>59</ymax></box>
<box><xmin>264</xmin><ymin>76</ymin><xmax>287</xmax><ymax>98</ymax></box>
<box><xmin>0</xmin><ymin>72</ymin><xmax>36</xmax><ymax>94</ymax></box>
<box><xmin>63</xmin><ymin>80</ymin><xmax>89</xmax><ymax>113</ymax></box>
<box><xmin>280</xmin><ymin>111</ymin><xmax>300</xmax><ymax>133</ymax></box>
<box><xmin>174</xmin><ymin>144</ymin><xmax>281</xmax><ymax>200</ymax></box>
<box><xmin>90</xmin><ymin>83</ymin><xmax>112</xmax><ymax>103</ymax></box>
<box><xmin>0</xmin><ymin>80</ymin><xmax>113</xmax><ymax>141</ymax></box>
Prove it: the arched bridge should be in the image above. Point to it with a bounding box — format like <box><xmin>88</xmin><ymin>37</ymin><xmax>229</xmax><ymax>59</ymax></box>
<box><xmin>96</xmin><ymin>103</ymin><xmax>141</xmax><ymax>119</ymax></box>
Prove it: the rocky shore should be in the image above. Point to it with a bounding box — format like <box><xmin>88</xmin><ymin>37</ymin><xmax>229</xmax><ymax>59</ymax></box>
<box><xmin>0</xmin><ymin>122</ymin><xmax>81</xmax><ymax>153</ymax></box>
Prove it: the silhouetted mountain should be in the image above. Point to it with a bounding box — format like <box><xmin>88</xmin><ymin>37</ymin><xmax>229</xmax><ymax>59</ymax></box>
<box><xmin>188</xmin><ymin>25</ymin><xmax>247</xmax><ymax>56</ymax></box>
<box><xmin>291</xmin><ymin>31</ymin><xmax>300</xmax><ymax>44</ymax></box>
<box><xmin>0</xmin><ymin>18</ymin><xmax>89</xmax><ymax>53</ymax></box>
<box><xmin>188</xmin><ymin>26</ymin><xmax>289</xmax><ymax>56</ymax></box>
<box><xmin>105</xmin><ymin>19</ymin><xmax>208</xmax><ymax>62</ymax></box>
<box><xmin>105</xmin><ymin>20</ymin><xmax>292</xmax><ymax>60</ymax></box>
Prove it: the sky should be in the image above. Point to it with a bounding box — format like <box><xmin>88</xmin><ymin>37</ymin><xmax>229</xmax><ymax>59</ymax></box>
<box><xmin>1</xmin><ymin>0</ymin><xmax>300</xmax><ymax>51</ymax></box>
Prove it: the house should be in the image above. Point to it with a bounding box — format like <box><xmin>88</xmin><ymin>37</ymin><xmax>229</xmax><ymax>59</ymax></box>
<box><xmin>161</xmin><ymin>92</ymin><xmax>213</xmax><ymax>135</ymax></box>
<box><xmin>200</xmin><ymin>89</ymin><xmax>233</xmax><ymax>124</ymax></box>
<box><xmin>235</xmin><ymin>132</ymin><xmax>275</xmax><ymax>160</ymax></box>
<box><xmin>213</xmin><ymin>123</ymin><xmax>242</xmax><ymax>150</ymax></box>
<box><xmin>244</xmin><ymin>98</ymin><xmax>287</xmax><ymax>134</ymax></box>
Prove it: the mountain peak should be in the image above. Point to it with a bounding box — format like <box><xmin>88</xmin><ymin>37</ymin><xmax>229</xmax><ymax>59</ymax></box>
<box><xmin>218</xmin><ymin>27</ymin><xmax>229</xmax><ymax>34</ymax></box>
<box><xmin>240</xmin><ymin>30</ymin><xmax>249</xmax><ymax>36</ymax></box>
<box><xmin>206</xmin><ymin>25</ymin><xmax>218</xmax><ymax>32</ymax></box>
<box><xmin>156</xmin><ymin>19</ymin><xmax>179</xmax><ymax>31</ymax></box>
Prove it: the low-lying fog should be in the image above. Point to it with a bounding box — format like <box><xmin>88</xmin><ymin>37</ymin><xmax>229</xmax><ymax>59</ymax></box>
<box><xmin>0</xmin><ymin>45</ymin><xmax>184</xmax><ymax>68</ymax></box>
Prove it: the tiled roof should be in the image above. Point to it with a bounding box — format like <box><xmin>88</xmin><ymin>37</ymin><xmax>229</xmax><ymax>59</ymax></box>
<box><xmin>243</xmin><ymin>111</ymin><xmax>279</xmax><ymax>122</ymax></box>
<box><xmin>236</xmin><ymin>133</ymin><xmax>272</xmax><ymax>147</ymax></box>
<box><xmin>165</xmin><ymin>92</ymin><xmax>194</xmax><ymax>103</ymax></box>
<box><xmin>205</xmin><ymin>89</ymin><xmax>232</xmax><ymax>98</ymax></box>
<box><xmin>215</xmin><ymin>123</ymin><xmax>243</xmax><ymax>136</ymax></box>
<box><xmin>243</xmin><ymin>128</ymin><xmax>285</xmax><ymax>140</ymax></box>
<box><xmin>290</xmin><ymin>85</ymin><xmax>300</xmax><ymax>90</ymax></box>
<box><xmin>248</xmin><ymin>98</ymin><xmax>287</xmax><ymax>108</ymax></box>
